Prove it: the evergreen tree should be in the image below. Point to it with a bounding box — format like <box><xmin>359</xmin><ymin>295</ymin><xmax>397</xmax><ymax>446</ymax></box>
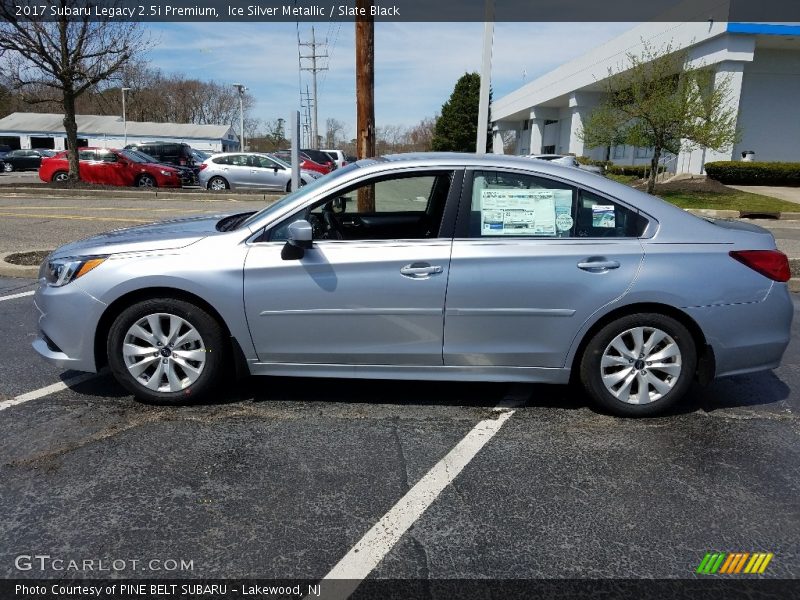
<box><xmin>432</xmin><ymin>73</ymin><xmax>491</xmax><ymax>152</ymax></box>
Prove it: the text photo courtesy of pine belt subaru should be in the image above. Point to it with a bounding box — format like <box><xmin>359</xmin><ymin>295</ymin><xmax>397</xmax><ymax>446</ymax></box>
<box><xmin>33</xmin><ymin>154</ymin><xmax>792</xmax><ymax>417</ymax></box>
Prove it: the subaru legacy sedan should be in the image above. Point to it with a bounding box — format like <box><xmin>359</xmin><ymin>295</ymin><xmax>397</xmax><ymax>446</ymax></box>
<box><xmin>33</xmin><ymin>153</ymin><xmax>792</xmax><ymax>416</ymax></box>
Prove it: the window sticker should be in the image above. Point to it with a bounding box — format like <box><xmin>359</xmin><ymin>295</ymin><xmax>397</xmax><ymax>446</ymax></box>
<box><xmin>592</xmin><ymin>205</ymin><xmax>616</xmax><ymax>228</ymax></box>
<box><xmin>480</xmin><ymin>189</ymin><xmax>570</xmax><ymax>236</ymax></box>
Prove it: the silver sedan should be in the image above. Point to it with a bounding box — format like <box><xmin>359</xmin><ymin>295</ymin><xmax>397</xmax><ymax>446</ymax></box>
<box><xmin>33</xmin><ymin>153</ymin><xmax>792</xmax><ymax>416</ymax></box>
<box><xmin>198</xmin><ymin>152</ymin><xmax>320</xmax><ymax>192</ymax></box>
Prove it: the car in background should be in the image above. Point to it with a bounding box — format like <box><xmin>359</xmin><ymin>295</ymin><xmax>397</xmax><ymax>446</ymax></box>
<box><xmin>3</xmin><ymin>148</ymin><xmax>56</xmax><ymax>172</ymax></box>
<box><xmin>321</xmin><ymin>149</ymin><xmax>347</xmax><ymax>169</ymax></box>
<box><xmin>527</xmin><ymin>154</ymin><xmax>604</xmax><ymax>176</ymax></box>
<box><xmin>124</xmin><ymin>141</ymin><xmax>197</xmax><ymax>169</ymax></box>
<box><xmin>198</xmin><ymin>152</ymin><xmax>320</xmax><ymax>191</ymax></box>
<box><xmin>39</xmin><ymin>148</ymin><xmax>182</xmax><ymax>188</ymax></box>
<box><xmin>191</xmin><ymin>149</ymin><xmax>211</xmax><ymax>165</ymax></box>
<box><xmin>126</xmin><ymin>149</ymin><xmax>196</xmax><ymax>187</ymax></box>
<box><xmin>32</xmin><ymin>153</ymin><xmax>792</xmax><ymax>417</ymax></box>
<box><xmin>272</xmin><ymin>150</ymin><xmax>331</xmax><ymax>175</ymax></box>
<box><xmin>300</xmin><ymin>148</ymin><xmax>337</xmax><ymax>171</ymax></box>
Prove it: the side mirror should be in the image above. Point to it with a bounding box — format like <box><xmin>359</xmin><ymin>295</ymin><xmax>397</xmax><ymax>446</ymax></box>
<box><xmin>281</xmin><ymin>219</ymin><xmax>313</xmax><ymax>260</ymax></box>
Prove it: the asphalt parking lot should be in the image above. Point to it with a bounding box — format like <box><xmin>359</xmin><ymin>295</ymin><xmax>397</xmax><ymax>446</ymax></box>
<box><xmin>1</xmin><ymin>273</ymin><xmax>799</xmax><ymax>593</ymax></box>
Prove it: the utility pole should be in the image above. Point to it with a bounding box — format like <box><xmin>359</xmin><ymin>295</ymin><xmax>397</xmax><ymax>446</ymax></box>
<box><xmin>121</xmin><ymin>87</ymin><xmax>131</xmax><ymax>146</ymax></box>
<box><xmin>356</xmin><ymin>0</ymin><xmax>375</xmax><ymax>211</ymax></box>
<box><xmin>299</xmin><ymin>26</ymin><xmax>328</xmax><ymax>150</ymax></box>
<box><xmin>300</xmin><ymin>86</ymin><xmax>313</xmax><ymax>147</ymax></box>
<box><xmin>476</xmin><ymin>0</ymin><xmax>495</xmax><ymax>154</ymax></box>
<box><xmin>232</xmin><ymin>83</ymin><xmax>247</xmax><ymax>151</ymax></box>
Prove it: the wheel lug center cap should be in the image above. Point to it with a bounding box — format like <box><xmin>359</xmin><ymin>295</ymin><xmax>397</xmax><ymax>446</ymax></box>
<box><xmin>160</xmin><ymin>347</ymin><xmax>171</xmax><ymax>357</ymax></box>
<box><xmin>634</xmin><ymin>359</ymin><xmax>645</xmax><ymax>370</ymax></box>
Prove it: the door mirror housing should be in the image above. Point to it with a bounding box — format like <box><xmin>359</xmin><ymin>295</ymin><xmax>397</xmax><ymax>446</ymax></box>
<box><xmin>281</xmin><ymin>219</ymin><xmax>313</xmax><ymax>260</ymax></box>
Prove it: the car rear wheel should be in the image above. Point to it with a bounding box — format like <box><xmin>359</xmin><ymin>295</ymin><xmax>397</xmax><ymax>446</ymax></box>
<box><xmin>136</xmin><ymin>174</ymin><xmax>157</xmax><ymax>187</ymax></box>
<box><xmin>51</xmin><ymin>171</ymin><xmax>69</xmax><ymax>183</ymax></box>
<box><xmin>107</xmin><ymin>298</ymin><xmax>227</xmax><ymax>404</ymax></box>
<box><xmin>580</xmin><ymin>313</ymin><xmax>696</xmax><ymax>417</ymax></box>
<box><xmin>208</xmin><ymin>176</ymin><xmax>228</xmax><ymax>191</ymax></box>
<box><xmin>3</xmin><ymin>162</ymin><xmax>12</xmax><ymax>172</ymax></box>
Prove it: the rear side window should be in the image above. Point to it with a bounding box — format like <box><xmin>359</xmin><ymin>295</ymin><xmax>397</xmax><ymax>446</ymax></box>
<box><xmin>465</xmin><ymin>170</ymin><xmax>647</xmax><ymax>239</ymax></box>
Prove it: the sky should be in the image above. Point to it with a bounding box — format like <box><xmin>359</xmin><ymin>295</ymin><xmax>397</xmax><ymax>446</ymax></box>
<box><xmin>146</xmin><ymin>21</ymin><xmax>635</xmax><ymax>139</ymax></box>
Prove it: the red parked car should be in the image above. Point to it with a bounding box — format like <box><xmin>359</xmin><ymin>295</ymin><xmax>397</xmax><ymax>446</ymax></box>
<box><xmin>271</xmin><ymin>150</ymin><xmax>331</xmax><ymax>174</ymax></box>
<box><xmin>39</xmin><ymin>148</ymin><xmax>182</xmax><ymax>188</ymax></box>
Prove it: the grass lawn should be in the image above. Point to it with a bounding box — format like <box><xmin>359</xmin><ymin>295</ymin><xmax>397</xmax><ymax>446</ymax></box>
<box><xmin>656</xmin><ymin>190</ymin><xmax>800</xmax><ymax>213</ymax></box>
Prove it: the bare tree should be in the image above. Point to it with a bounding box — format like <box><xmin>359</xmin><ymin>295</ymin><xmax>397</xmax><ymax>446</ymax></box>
<box><xmin>0</xmin><ymin>0</ymin><xmax>146</xmax><ymax>180</ymax></box>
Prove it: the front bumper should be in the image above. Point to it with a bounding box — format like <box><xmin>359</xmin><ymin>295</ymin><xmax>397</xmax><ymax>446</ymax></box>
<box><xmin>32</xmin><ymin>280</ymin><xmax>107</xmax><ymax>373</ymax></box>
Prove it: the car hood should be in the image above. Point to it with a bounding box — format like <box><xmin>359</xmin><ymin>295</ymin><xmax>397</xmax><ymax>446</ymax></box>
<box><xmin>50</xmin><ymin>213</ymin><xmax>242</xmax><ymax>259</ymax></box>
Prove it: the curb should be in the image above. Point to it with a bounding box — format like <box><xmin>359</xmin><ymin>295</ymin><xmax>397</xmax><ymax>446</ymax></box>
<box><xmin>0</xmin><ymin>252</ymin><xmax>39</xmax><ymax>279</ymax></box>
<box><xmin>0</xmin><ymin>186</ymin><xmax>281</xmax><ymax>203</ymax></box>
<box><xmin>685</xmin><ymin>208</ymin><xmax>800</xmax><ymax>220</ymax></box>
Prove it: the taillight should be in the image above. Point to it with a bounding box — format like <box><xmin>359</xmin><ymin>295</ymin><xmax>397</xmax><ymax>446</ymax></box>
<box><xmin>198</xmin><ymin>163</ymin><xmax>208</xmax><ymax>171</ymax></box>
<box><xmin>730</xmin><ymin>250</ymin><xmax>790</xmax><ymax>282</ymax></box>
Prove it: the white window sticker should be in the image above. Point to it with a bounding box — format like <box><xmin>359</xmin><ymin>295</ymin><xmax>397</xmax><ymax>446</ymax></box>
<box><xmin>592</xmin><ymin>205</ymin><xmax>615</xmax><ymax>228</ymax></box>
<box><xmin>480</xmin><ymin>189</ymin><xmax>570</xmax><ymax>236</ymax></box>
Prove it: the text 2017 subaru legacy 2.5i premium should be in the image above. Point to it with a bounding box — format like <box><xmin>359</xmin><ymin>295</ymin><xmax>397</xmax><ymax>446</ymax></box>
<box><xmin>33</xmin><ymin>154</ymin><xmax>792</xmax><ymax>416</ymax></box>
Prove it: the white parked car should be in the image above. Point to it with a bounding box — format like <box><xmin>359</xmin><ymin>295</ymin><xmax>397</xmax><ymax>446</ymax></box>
<box><xmin>321</xmin><ymin>149</ymin><xmax>347</xmax><ymax>169</ymax></box>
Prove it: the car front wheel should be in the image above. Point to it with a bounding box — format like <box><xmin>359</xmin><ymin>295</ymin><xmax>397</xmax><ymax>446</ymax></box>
<box><xmin>136</xmin><ymin>174</ymin><xmax>156</xmax><ymax>187</ymax></box>
<box><xmin>3</xmin><ymin>162</ymin><xmax>12</xmax><ymax>172</ymax></box>
<box><xmin>580</xmin><ymin>313</ymin><xmax>697</xmax><ymax>417</ymax></box>
<box><xmin>107</xmin><ymin>298</ymin><xmax>226</xmax><ymax>404</ymax></box>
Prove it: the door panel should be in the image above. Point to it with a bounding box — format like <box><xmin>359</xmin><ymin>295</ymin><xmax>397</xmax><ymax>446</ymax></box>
<box><xmin>244</xmin><ymin>240</ymin><xmax>451</xmax><ymax>365</ymax></box>
<box><xmin>444</xmin><ymin>239</ymin><xmax>644</xmax><ymax>368</ymax></box>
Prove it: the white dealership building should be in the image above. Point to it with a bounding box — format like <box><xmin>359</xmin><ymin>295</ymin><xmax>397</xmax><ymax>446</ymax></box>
<box><xmin>491</xmin><ymin>20</ymin><xmax>800</xmax><ymax>174</ymax></box>
<box><xmin>0</xmin><ymin>112</ymin><xmax>239</xmax><ymax>153</ymax></box>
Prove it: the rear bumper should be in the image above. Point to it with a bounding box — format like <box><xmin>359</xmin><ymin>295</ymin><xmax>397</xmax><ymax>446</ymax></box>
<box><xmin>686</xmin><ymin>283</ymin><xmax>793</xmax><ymax>378</ymax></box>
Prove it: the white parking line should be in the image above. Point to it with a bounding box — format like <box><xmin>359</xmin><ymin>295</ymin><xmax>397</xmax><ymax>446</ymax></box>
<box><xmin>0</xmin><ymin>290</ymin><xmax>35</xmax><ymax>302</ymax></box>
<box><xmin>0</xmin><ymin>372</ymin><xmax>97</xmax><ymax>412</ymax></box>
<box><xmin>311</xmin><ymin>387</ymin><xmax>529</xmax><ymax>599</ymax></box>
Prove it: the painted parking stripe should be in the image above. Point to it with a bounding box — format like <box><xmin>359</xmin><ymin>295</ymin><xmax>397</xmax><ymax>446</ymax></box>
<box><xmin>311</xmin><ymin>387</ymin><xmax>529</xmax><ymax>599</ymax></box>
<box><xmin>0</xmin><ymin>372</ymin><xmax>97</xmax><ymax>412</ymax></box>
<box><xmin>0</xmin><ymin>290</ymin><xmax>35</xmax><ymax>302</ymax></box>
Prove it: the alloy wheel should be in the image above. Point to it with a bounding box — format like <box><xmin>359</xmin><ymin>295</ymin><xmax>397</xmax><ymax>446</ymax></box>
<box><xmin>600</xmin><ymin>326</ymin><xmax>682</xmax><ymax>405</ymax></box>
<box><xmin>122</xmin><ymin>313</ymin><xmax>207</xmax><ymax>392</ymax></box>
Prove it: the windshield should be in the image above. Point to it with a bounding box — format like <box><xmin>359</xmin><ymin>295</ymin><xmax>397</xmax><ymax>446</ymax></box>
<box><xmin>268</xmin><ymin>154</ymin><xmax>292</xmax><ymax>169</ymax></box>
<box><xmin>238</xmin><ymin>162</ymin><xmax>361</xmax><ymax>230</ymax></box>
<box><xmin>119</xmin><ymin>150</ymin><xmax>152</xmax><ymax>164</ymax></box>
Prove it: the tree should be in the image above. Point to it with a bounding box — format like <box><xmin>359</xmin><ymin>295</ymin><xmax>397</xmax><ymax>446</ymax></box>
<box><xmin>580</xmin><ymin>42</ymin><xmax>739</xmax><ymax>193</ymax></box>
<box><xmin>432</xmin><ymin>72</ymin><xmax>491</xmax><ymax>153</ymax></box>
<box><xmin>0</xmin><ymin>0</ymin><xmax>146</xmax><ymax>180</ymax></box>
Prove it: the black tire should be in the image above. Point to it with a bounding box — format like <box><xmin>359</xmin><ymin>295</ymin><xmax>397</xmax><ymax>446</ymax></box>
<box><xmin>579</xmin><ymin>313</ymin><xmax>696</xmax><ymax>417</ymax></box>
<box><xmin>208</xmin><ymin>176</ymin><xmax>229</xmax><ymax>191</ymax></box>
<box><xmin>136</xmin><ymin>174</ymin><xmax>157</xmax><ymax>188</ymax></box>
<box><xmin>51</xmin><ymin>171</ymin><xmax>69</xmax><ymax>183</ymax></box>
<box><xmin>107</xmin><ymin>298</ymin><xmax>227</xmax><ymax>404</ymax></box>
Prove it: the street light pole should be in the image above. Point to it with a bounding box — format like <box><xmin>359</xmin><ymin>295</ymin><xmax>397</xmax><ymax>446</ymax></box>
<box><xmin>232</xmin><ymin>83</ymin><xmax>247</xmax><ymax>151</ymax></box>
<box><xmin>121</xmin><ymin>87</ymin><xmax>131</xmax><ymax>146</ymax></box>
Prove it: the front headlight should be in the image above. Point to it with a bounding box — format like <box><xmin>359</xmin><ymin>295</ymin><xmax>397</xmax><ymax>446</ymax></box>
<box><xmin>43</xmin><ymin>256</ymin><xmax>107</xmax><ymax>287</ymax></box>
<box><xmin>159</xmin><ymin>170</ymin><xmax>173</xmax><ymax>176</ymax></box>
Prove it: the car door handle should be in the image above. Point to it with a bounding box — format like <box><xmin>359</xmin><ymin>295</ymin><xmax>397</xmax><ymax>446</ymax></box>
<box><xmin>577</xmin><ymin>259</ymin><xmax>620</xmax><ymax>271</ymax></box>
<box><xmin>400</xmin><ymin>263</ymin><xmax>443</xmax><ymax>278</ymax></box>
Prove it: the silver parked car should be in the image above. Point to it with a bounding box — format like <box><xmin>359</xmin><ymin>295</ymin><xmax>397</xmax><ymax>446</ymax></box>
<box><xmin>33</xmin><ymin>153</ymin><xmax>792</xmax><ymax>416</ymax></box>
<box><xmin>199</xmin><ymin>152</ymin><xmax>320</xmax><ymax>192</ymax></box>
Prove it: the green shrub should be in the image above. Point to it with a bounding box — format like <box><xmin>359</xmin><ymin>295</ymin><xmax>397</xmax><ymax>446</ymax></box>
<box><xmin>704</xmin><ymin>161</ymin><xmax>800</xmax><ymax>186</ymax></box>
<box><xmin>606</xmin><ymin>164</ymin><xmax>666</xmax><ymax>177</ymax></box>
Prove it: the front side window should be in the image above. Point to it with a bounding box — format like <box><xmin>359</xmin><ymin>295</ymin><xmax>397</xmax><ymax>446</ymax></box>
<box><xmin>78</xmin><ymin>150</ymin><xmax>96</xmax><ymax>161</ymax></box>
<box><xmin>465</xmin><ymin>171</ymin><xmax>647</xmax><ymax>239</ymax></box>
<box><xmin>268</xmin><ymin>172</ymin><xmax>454</xmax><ymax>242</ymax></box>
